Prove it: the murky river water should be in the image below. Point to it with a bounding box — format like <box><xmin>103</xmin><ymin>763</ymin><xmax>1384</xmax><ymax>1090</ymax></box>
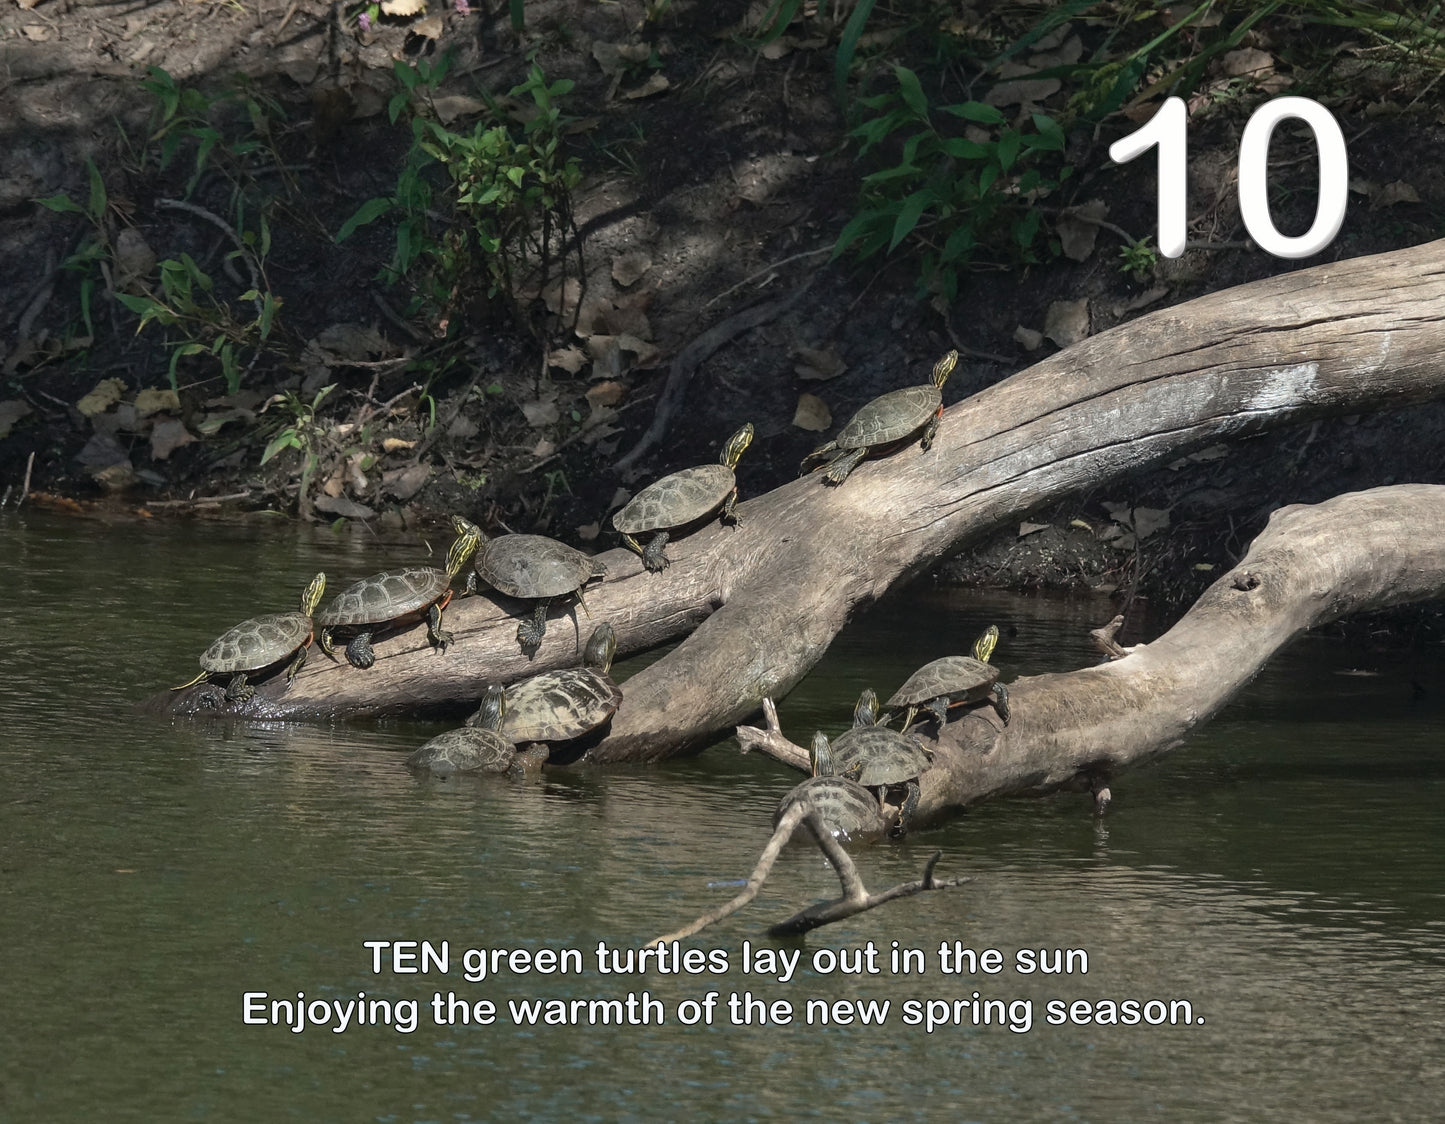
<box><xmin>2</xmin><ymin>510</ymin><xmax>1443</xmax><ymax>1121</ymax></box>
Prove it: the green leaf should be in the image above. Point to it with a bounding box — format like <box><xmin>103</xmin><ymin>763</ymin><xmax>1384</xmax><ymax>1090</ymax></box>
<box><xmin>85</xmin><ymin>158</ymin><xmax>107</xmax><ymax>222</ymax></box>
<box><xmin>832</xmin><ymin>210</ymin><xmax>880</xmax><ymax>259</ymax></box>
<box><xmin>336</xmin><ymin>197</ymin><xmax>393</xmax><ymax>243</ymax></box>
<box><xmin>997</xmin><ymin>130</ymin><xmax>1021</xmax><ymax>171</ymax></box>
<box><xmin>261</xmin><ymin>430</ymin><xmax>302</xmax><ymax>466</ymax></box>
<box><xmin>167</xmin><ymin>341</ymin><xmax>207</xmax><ymax>388</ymax></box>
<box><xmin>1030</xmin><ymin>113</ymin><xmax>1066</xmax><ymax>151</ymax></box>
<box><xmin>509</xmin><ymin>0</ymin><xmax>525</xmax><ymax>30</ymax></box>
<box><xmin>940</xmin><ymin>101</ymin><xmax>1005</xmax><ymax>125</ymax></box>
<box><xmin>258</xmin><ymin>293</ymin><xmax>280</xmax><ymax>341</ymax></box>
<box><xmin>834</xmin><ymin>0</ymin><xmax>879</xmax><ymax>99</ymax></box>
<box><xmin>37</xmin><ymin>194</ymin><xmax>84</xmax><ymax>215</ymax></box>
<box><xmin>79</xmin><ymin>278</ymin><xmax>95</xmax><ymax>338</ymax></box>
<box><xmin>939</xmin><ymin>137</ymin><xmax>991</xmax><ymax>160</ymax></box>
<box><xmin>893</xmin><ymin>65</ymin><xmax>929</xmax><ymax>121</ymax></box>
<box><xmin>861</xmin><ymin>163</ymin><xmax>923</xmax><ymax>185</ymax></box>
<box><xmin>889</xmin><ymin>189</ymin><xmax>933</xmax><ymax>252</ymax></box>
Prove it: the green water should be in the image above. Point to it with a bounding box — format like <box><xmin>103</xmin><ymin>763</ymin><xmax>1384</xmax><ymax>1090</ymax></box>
<box><xmin>2</xmin><ymin>510</ymin><xmax>1443</xmax><ymax>1122</ymax></box>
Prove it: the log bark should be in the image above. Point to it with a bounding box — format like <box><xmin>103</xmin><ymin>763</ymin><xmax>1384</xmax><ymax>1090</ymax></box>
<box><xmin>143</xmin><ymin>240</ymin><xmax>1445</xmax><ymax>760</ymax></box>
<box><xmin>738</xmin><ymin>484</ymin><xmax>1445</xmax><ymax>822</ymax></box>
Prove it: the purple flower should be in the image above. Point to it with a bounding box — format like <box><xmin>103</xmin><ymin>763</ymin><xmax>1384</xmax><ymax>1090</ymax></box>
<box><xmin>454</xmin><ymin>0</ymin><xmax>469</xmax><ymax>11</ymax></box>
<box><xmin>358</xmin><ymin>11</ymin><xmax>371</xmax><ymax>31</ymax></box>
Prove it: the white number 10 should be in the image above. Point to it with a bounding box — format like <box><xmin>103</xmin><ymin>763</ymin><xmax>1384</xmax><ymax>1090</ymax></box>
<box><xmin>1109</xmin><ymin>95</ymin><xmax>1348</xmax><ymax>260</ymax></box>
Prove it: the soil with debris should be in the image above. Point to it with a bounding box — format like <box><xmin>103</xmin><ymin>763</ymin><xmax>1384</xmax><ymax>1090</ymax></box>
<box><xmin>3</xmin><ymin>0</ymin><xmax>1444</xmax><ymax>636</ymax></box>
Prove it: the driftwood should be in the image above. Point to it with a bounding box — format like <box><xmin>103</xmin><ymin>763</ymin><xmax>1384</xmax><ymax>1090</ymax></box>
<box><xmin>739</xmin><ymin>484</ymin><xmax>1445</xmax><ymax>820</ymax></box>
<box><xmin>652</xmin><ymin>802</ymin><xmax>969</xmax><ymax>943</ymax></box>
<box><xmin>144</xmin><ymin>241</ymin><xmax>1445</xmax><ymax>766</ymax></box>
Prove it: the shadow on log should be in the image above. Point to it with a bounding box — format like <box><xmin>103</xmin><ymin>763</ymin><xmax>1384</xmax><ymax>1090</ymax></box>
<box><xmin>141</xmin><ymin>241</ymin><xmax>1445</xmax><ymax>765</ymax></box>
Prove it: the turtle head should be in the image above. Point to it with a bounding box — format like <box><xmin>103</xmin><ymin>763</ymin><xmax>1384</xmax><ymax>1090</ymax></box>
<box><xmin>931</xmin><ymin>350</ymin><xmax>959</xmax><ymax>389</ymax></box>
<box><xmin>469</xmin><ymin>683</ymin><xmax>507</xmax><ymax>732</ymax></box>
<box><xmin>853</xmin><ymin>687</ymin><xmax>879</xmax><ymax>728</ymax></box>
<box><xmin>585</xmin><ymin>622</ymin><xmax>618</xmax><ymax>674</ymax></box>
<box><xmin>300</xmin><ymin>572</ymin><xmax>327</xmax><ymax>616</ymax></box>
<box><xmin>720</xmin><ymin>422</ymin><xmax>755</xmax><ymax>469</ymax></box>
<box><xmin>445</xmin><ymin>517</ymin><xmax>484</xmax><ymax>579</ymax></box>
<box><xmin>973</xmin><ymin>624</ymin><xmax>1000</xmax><ymax>663</ymax></box>
<box><xmin>810</xmin><ymin>731</ymin><xmax>836</xmax><ymax>777</ymax></box>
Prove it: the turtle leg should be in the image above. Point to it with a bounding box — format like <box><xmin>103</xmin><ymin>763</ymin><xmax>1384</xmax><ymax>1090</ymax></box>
<box><xmin>285</xmin><ymin>643</ymin><xmax>308</xmax><ymax>685</ymax></box>
<box><xmin>621</xmin><ymin>532</ymin><xmax>649</xmax><ymax>567</ymax></box>
<box><xmin>892</xmin><ymin>781</ymin><xmax>921</xmax><ymax>837</ymax></box>
<box><xmin>823</xmin><ymin>447</ymin><xmax>867</xmax><ymax>485</ymax></box>
<box><xmin>991</xmin><ymin>682</ymin><xmax>1011</xmax><ymax>725</ymax></box>
<box><xmin>427</xmin><ymin>601</ymin><xmax>453</xmax><ymax>652</ymax></box>
<box><xmin>720</xmin><ymin>485</ymin><xmax>741</xmax><ymax>525</ymax></box>
<box><xmin>898</xmin><ymin>705</ymin><xmax>918</xmax><ymax>735</ymax></box>
<box><xmin>518</xmin><ymin>600</ymin><xmax>550</xmax><ymax>650</ymax></box>
<box><xmin>641</xmin><ymin>532</ymin><xmax>670</xmax><ymax>573</ymax></box>
<box><xmin>225</xmin><ymin>673</ymin><xmax>255</xmax><ymax>704</ymax></box>
<box><xmin>926</xmin><ymin>696</ymin><xmax>949</xmax><ymax>729</ymax></box>
<box><xmin>172</xmin><ymin>670</ymin><xmax>208</xmax><ymax>691</ymax></box>
<box><xmin>346</xmin><ymin>632</ymin><xmax>377</xmax><ymax>670</ymax></box>
<box><xmin>919</xmin><ymin>405</ymin><xmax>944</xmax><ymax>452</ymax></box>
<box><xmin>799</xmin><ymin>441</ymin><xmax>836</xmax><ymax>476</ymax></box>
<box><xmin>318</xmin><ymin>628</ymin><xmax>339</xmax><ymax>661</ymax></box>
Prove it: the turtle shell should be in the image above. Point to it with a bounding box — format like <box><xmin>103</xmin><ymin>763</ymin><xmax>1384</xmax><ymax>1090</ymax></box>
<box><xmin>887</xmin><ymin>656</ymin><xmax>999</xmax><ymax>708</ymax></box>
<box><xmin>317</xmin><ymin>567</ymin><xmax>450</xmax><ymax>628</ymax></box>
<box><xmin>475</xmin><ymin>535</ymin><xmax>604</xmax><ymax>600</ymax></box>
<box><xmin>774</xmin><ymin>776</ymin><xmax>888</xmax><ymax>842</ymax></box>
<box><xmin>612</xmin><ymin>463</ymin><xmax>737</xmax><ymax>535</ymax></box>
<box><xmin>830</xmin><ymin>726</ymin><xmax>930</xmax><ymax>788</ymax></box>
<box><xmin>199</xmin><ymin>611</ymin><xmax>313</xmax><ymax>674</ymax></box>
<box><xmin>835</xmin><ymin>384</ymin><xmax>942</xmax><ymax>451</ymax></box>
<box><xmin>405</xmin><ymin>727</ymin><xmax>515</xmax><ymax>775</ymax></box>
<box><xmin>502</xmin><ymin>667</ymin><xmax>623</xmax><ymax>743</ymax></box>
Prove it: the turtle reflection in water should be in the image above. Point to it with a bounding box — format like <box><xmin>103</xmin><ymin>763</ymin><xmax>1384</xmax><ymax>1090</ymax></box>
<box><xmin>173</xmin><ymin>572</ymin><xmax>327</xmax><ymax>703</ymax></box>
<box><xmin>800</xmin><ymin>350</ymin><xmax>957</xmax><ymax>484</ymax></box>
<box><xmin>612</xmin><ymin>422</ymin><xmax>754</xmax><ymax>573</ymax></box>
<box><xmin>317</xmin><ymin>516</ymin><xmax>480</xmax><ymax>669</ymax></box>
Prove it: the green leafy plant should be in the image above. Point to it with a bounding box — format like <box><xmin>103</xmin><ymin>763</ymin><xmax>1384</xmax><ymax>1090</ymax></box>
<box><xmin>835</xmin><ymin>64</ymin><xmax>1069</xmax><ymax>298</ymax></box>
<box><xmin>1118</xmin><ymin>237</ymin><xmax>1159</xmax><ymax>280</ymax></box>
<box><xmin>261</xmin><ymin>383</ymin><xmax>338</xmax><ymax>513</ymax></box>
<box><xmin>337</xmin><ymin>59</ymin><xmax>583</xmax><ymax>333</ymax></box>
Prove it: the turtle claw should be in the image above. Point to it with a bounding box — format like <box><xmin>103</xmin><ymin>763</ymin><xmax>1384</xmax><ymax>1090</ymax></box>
<box><xmin>822</xmin><ymin>448</ymin><xmax>867</xmax><ymax>485</ymax></box>
<box><xmin>642</xmin><ymin>532</ymin><xmax>671</xmax><ymax>573</ymax></box>
<box><xmin>517</xmin><ymin>603</ymin><xmax>549</xmax><ymax>652</ymax></box>
<box><xmin>224</xmin><ymin>674</ymin><xmax>255</xmax><ymax>704</ymax></box>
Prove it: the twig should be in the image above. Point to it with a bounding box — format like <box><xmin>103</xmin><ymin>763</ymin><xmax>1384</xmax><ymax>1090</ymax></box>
<box><xmin>703</xmin><ymin>247</ymin><xmax>831</xmax><ymax>310</ymax></box>
<box><xmin>615</xmin><ymin>278</ymin><xmax>815</xmax><ymax>471</ymax></box>
<box><xmin>19</xmin><ymin>451</ymin><xmax>35</xmax><ymax>507</ymax></box>
<box><xmin>15</xmin><ymin>249</ymin><xmax>58</xmax><ymax>341</ymax></box>
<box><xmin>144</xmin><ymin>490</ymin><xmax>252</xmax><ymax>509</ymax></box>
<box><xmin>371</xmin><ymin>290</ymin><xmax>425</xmax><ymax>343</ymax></box>
<box><xmin>156</xmin><ymin>199</ymin><xmax>264</xmax><ymax>318</ymax></box>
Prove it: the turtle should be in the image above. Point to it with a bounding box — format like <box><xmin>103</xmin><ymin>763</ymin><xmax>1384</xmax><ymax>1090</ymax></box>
<box><xmin>886</xmin><ymin>624</ymin><xmax>1010</xmax><ymax>732</ymax></box>
<box><xmin>501</xmin><ymin>622</ymin><xmax>622</xmax><ymax>760</ymax></box>
<box><xmin>317</xmin><ymin>516</ymin><xmax>481</xmax><ymax>670</ymax></box>
<box><xmin>852</xmin><ymin>686</ymin><xmax>883</xmax><ymax>727</ymax></box>
<box><xmin>172</xmin><ymin>572</ymin><xmax>327</xmax><ymax>703</ymax></box>
<box><xmin>774</xmin><ymin>776</ymin><xmax>889</xmax><ymax>843</ymax></box>
<box><xmin>473</xmin><ymin>531</ymin><xmax>606</xmax><ymax>652</ymax></box>
<box><xmin>611</xmin><ymin>422</ymin><xmax>754</xmax><ymax>572</ymax></box>
<box><xmin>819</xmin><ymin>724</ymin><xmax>932</xmax><ymax>836</ymax></box>
<box><xmin>405</xmin><ymin>683</ymin><xmax>517</xmax><ymax>776</ymax></box>
<box><xmin>800</xmin><ymin>350</ymin><xmax>958</xmax><ymax>484</ymax></box>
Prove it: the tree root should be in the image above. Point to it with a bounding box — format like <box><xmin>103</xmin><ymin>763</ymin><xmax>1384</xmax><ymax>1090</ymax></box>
<box><xmin>651</xmin><ymin>801</ymin><xmax>968</xmax><ymax>943</ymax></box>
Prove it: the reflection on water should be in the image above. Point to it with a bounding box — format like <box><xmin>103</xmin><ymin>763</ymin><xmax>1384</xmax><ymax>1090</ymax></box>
<box><xmin>2</xmin><ymin>510</ymin><xmax>1444</xmax><ymax>1122</ymax></box>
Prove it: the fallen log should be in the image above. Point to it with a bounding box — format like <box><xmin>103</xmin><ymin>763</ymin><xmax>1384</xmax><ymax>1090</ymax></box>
<box><xmin>738</xmin><ymin>484</ymin><xmax>1445</xmax><ymax>823</ymax></box>
<box><xmin>142</xmin><ymin>240</ymin><xmax>1445</xmax><ymax>763</ymax></box>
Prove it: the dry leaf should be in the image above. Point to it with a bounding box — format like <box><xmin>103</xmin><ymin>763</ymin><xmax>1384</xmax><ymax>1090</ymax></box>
<box><xmin>623</xmin><ymin>73</ymin><xmax>671</xmax><ymax>100</ymax></box>
<box><xmin>321</xmin><ymin>465</ymin><xmax>346</xmax><ymax>498</ymax></box>
<box><xmin>412</xmin><ymin>13</ymin><xmax>443</xmax><ymax>39</ymax></box>
<box><xmin>382</xmin><ymin>437</ymin><xmax>416</xmax><ymax>453</ymax></box>
<box><xmin>547</xmin><ymin>345</ymin><xmax>588</xmax><ymax>374</ymax></box>
<box><xmin>792</xmin><ymin>393</ymin><xmax>831</xmax><ymax>432</ymax></box>
<box><xmin>1013</xmin><ymin>325</ymin><xmax>1044</xmax><ymax>351</ymax></box>
<box><xmin>134</xmin><ymin>388</ymin><xmax>180</xmax><ymax>418</ymax></box>
<box><xmin>434</xmin><ymin>95</ymin><xmax>486</xmax><ymax>124</ymax></box>
<box><xmin>380</xmin><ymin>0</ymin><xmax>426</xmax><ymax>14</ymax></box>
<box><xmin>77</xmin><ymin>378</ymin><xmax>128</xmax><ymax>418</ymax></box>
<box><xmin>382</xmin><ymin>464</ymin><xmax>431</xmax><ymax>501</ymax></box>
<box><xmin>114</xmin><ymin>228</ymin><xmax>157</xmax><ymax>292</ymax></box>
<box><xmin>195</xmin><ymin>409</ymin><xmax>251</xmax><ymax>436</ymax></box>
<box><xmin>522</xmin><ymin>399</ymin><xmax>560</xmax><ymax>427</ymax></box>
<box><xmin>586</xmin><ymin>381</ymin><xmax>627</xmax><ymax>409</ymax></box>
<box><xmin>1220</xmin><ymin>48</ymin><xmax>1273</xmax><ymax>78</ymax></box>
<box><xmin>0</xmin><ymin>399</ymin><xmax>34</xmax><ymax>440</ymax></box>
<box><xmin>1043</xmin><ymin>299</ymin><xmax>1089</xmax><ymax>348</ymax></box>
<box><xmin>1055</xmin><ymin>200</ymin><xmax>1108</xmax><ymax>263</ymax></box>
<box><xmin>21</xmin><ymin>24</ymin><xmax>50</xmax><ymax>41</ymax></box>
<box><xmin>576</xmin><ymin>522</ymin><xmax>600</xmax><ymax>542</ymax></box>
<box><xmin>611</xmin><ymin>252</ymin><xmax>653</xmax><ymax>288</ymax></box>
<box><xmin>1371</xmin><ymin>181</ymin><xmax>1420</xmax><ymax>210</ymax></box>
<box><xmin>1018</xmin><ymin>522</ymin><xmax>1050</xmax><ymax>538</ymax></box>
<box><xmin>314</xmin><ymin>322</ymin><xmax>389</xmax><ymax>360</ymax></box>
<box><xmin>1132</xmin><ymin>506</ymin><xmax>1171</xmax><ymax>541</ymax></box>
<box><xmin>793</xmin><ymin>346</ymin><xmax>847</xmax><ymax>382</ymax></box>
<box><xmin>314</xmin><ymin>495</ymin><xmax>376</xmax><ymax>519</ymax></box>
<box><xmin>531</xmin><ymin>437</ymin><xmax>556</xmax><ymax>458</ymax></box>
<box><xmin>149</xmin><ymin>419</ymin><xmax>195</xmax><ymax>461</ymax></box>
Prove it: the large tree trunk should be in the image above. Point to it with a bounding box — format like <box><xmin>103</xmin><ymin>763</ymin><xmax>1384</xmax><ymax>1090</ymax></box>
<box><xmin>145</xmin><ymin>241</ymin><xmax>1445</xmax><ymax>763</ymax></box>
<box><xmin>738</xmin><ymin>484</ymin><xmax>1445</xmax><ymax>820</ymax></box>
